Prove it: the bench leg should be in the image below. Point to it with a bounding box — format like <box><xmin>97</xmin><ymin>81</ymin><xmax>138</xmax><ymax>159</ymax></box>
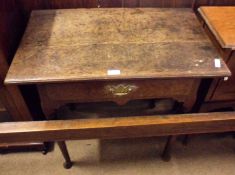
<box><xmin>182</xmin><ymin>135</ymin><xmax>190</xmax><ymax>145</ymax></box>
<box><xmin>57</xmin><ymin>141</ymin><xmax>73</xmax><ymax>169</ymax></box>
<box><xmin>161</xmin><ymin>135</ymin><xmax>176</xmax><ymax>161</ymax></box>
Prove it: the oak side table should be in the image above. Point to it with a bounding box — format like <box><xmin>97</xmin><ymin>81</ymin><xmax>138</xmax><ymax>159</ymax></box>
<box><xmin>5</xmin><ymin>8</ymin><xmax>230</xmax><ymax>168</ymax></box>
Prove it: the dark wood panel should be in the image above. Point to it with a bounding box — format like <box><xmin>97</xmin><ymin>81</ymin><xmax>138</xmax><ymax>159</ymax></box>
<box><xmin>139</xmin><ymin>0</ymin><xmax>194</xmax><ymax>7</ymax></box>
<box><xmin>19</xmin><ymin>0</ymin><xmax>97</xmax><ymax>12</ymax></box>
<box><xmin>200</xmin><ymin>101</ymin><xmax>235</xmax><ymax>112</ymax></box>
<box><xmin>0</xmin><ymin>0</ymin><xmax>32</xmax><ymax>121</ymax></box>
<box><xmin>140</xmin><ymin>0</ymin><xmax>163</xmax><ymax>7</ymax></box>
<box><xmin>210</xmin><ymin>52</ymin><xmax>235</xmax><ymax>101</ymax></box>
<box><xmin>194</xmin><ymin>0</ymin><xmax>235</xmax><ymax>10</ymax></box>
<box><xmin>0</xmin><ymin>0</ymin><xmax>47</xmax><ymax>152</ymax></box>
<box><xmin>0</xmin><ymin>0</ymin><xmax>26</xmax><ymax>64</ymax></box>
<box><xmin>212</xmin><ymin>0</ymin><xmax>235</xmax><ymax>6</ymax></box>
<box><xmin>49</xmin><ymin>0</ymin><xmax>97</xmax><ymax>8</ymax></box>
<box><xmin>175</xmin><ymin>0</ymin><xmax>193</xmax><ymax>7</ymax></box>
<box><xmin>20</xmin><ymin>0</ymin><xmax>235</xmax><ymax>10</ymax></box>
<box><xmin>1</xmin><ymin>112</ymin><xmax>235</xmax><ymax>143</ymax></box>
<box><xmin>123</xmin><ymin>0</ymin><xmax>140</xmax><ymax>7</ymax></box>
<box><xmin>100</xmin><ymin>0</ymin><xmax>123</xmax><ymax>7</ymax></box>
<box><xmin>0</xmin><ymin>100</ymin><xmax>5</xmax><ymax>112</ymax></box>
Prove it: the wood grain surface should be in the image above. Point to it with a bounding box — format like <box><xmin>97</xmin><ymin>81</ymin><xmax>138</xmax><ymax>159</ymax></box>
<box><xmin>199</xmin><ymin>7</ymin><xmax>235</xmax><ymax>50</ymax></box>
<box><xmin>5</xmin><ymin>8</ymin><xmax>230</xmax><ymax>84</ymax></box>
<box><xmin>210</xmin><ymin>52</ymin><xmax>235</xmax><ymax>101</ymax></box>
<box><xmin>1</xmin><ymin>112</ymin><xmax>235</xmax><ymax>143</ymax></box>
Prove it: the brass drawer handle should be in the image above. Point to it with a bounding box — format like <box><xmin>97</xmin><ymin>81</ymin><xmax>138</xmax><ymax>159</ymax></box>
<box><xmin>106</xmin><ymin>84</ymin><xmax>138</xmax><ymax>96</ymax></box>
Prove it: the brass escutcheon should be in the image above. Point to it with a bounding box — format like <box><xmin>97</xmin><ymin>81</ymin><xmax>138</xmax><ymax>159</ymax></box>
<box><xmin>106</xmin><ymin>84</ymin><xmax>138</xmax><ymax>96</ymax></box>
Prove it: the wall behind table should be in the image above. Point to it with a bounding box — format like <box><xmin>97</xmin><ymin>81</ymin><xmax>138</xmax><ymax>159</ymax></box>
<box><xmin>17</xmin><ymin>0</ymin><xmax>235</xmax><ymax>25</ymax></box>
<box><xmin>18</xmin><ymin>0</ymin><xmax>194</xmax><ymax>10</ymax></box>
<box><xmin>0</xmin><ymin>1</ymin><xmax>34</xmax><ymax>121</ymax></box>
<box><xmin>194</xmin><ymin>0</ymin><xmax>235</xmax><ymax>9</ymax></box>
<box><xmin>0</xmin><ymin>0</ymin><xmax>26</xmax><ymax>65</ymax></box>
<box><xmin>17</xmin><ymin>0</ymin><xmax>235</xmax><ymax>11</ymax></box>
<box><xmin>0</xmin><ymin>0</ymin><xmax>45</xmax><ymax>120</ymax></box>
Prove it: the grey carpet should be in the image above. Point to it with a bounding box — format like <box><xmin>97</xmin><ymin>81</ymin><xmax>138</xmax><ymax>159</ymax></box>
<box><xmin>1</xmin><ymin>134</ymin><xmax>235</xmax><ymax>175</ymax></box>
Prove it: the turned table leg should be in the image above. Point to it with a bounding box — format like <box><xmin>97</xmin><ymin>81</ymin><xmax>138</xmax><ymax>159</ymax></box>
<box><xmin>161</xmin><ymin>135</ymin><xmax>176</xmax><ymax>161</ymax></box>
<box><xmin>57</xmin><ymin>141</ymin><xmax>73</xmax><ymax>169</ymax></box>
<box><xmin>182</xmin><ymin>135</ymin><xmax>190</xmax><ymax>145</ymax></box>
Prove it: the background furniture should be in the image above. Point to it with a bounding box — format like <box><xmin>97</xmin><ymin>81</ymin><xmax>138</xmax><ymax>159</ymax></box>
<box><xmin>175</xmin><ymin>6</ymin><xmax>235</xmax><ymax>149</ymax></box>
<box><xmin>198</xmin><ymin>7</ymin><xmax>235</xmax><ymax>112</ymax></box>
<box><xmin>0</xmin><ymin>0</ymin><xmax>47</xmax><ymax>153</ymax></box>
<box><xmin>0</xmin><ymin>54</ymin><xmax>47</xmax><ymax>153</ymax></box>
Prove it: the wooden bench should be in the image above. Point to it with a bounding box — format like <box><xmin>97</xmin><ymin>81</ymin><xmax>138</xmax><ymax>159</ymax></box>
<box><xmin>1</xmin><ymin>112</ymin><xmax>235</xmax><ymax>168</ymax></box>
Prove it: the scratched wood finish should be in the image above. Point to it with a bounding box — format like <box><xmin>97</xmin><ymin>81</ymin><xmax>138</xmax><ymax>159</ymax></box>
<box><xmin>5</xmin><ymin>8</ymin><xmax>230</xmax><ymax>84</ymax></box>
<box><xmin>199</xmin><ymin>7</ymin><xmax>235</xmax><ymax>50</ymax></box>
<box><xmin>1</xmin><ymin>1</ymin><xmax>235</xmax><ymax>65</ymax></box>
<box><xmin>1</xmin><ymin>112</ymin><xmax>235</xmax><ymax>143</ymax></box>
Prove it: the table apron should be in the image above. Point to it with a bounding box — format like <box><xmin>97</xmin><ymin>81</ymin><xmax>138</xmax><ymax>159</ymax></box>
<box><xmin>37</xmin><ymin>79</ymin><xmax>200</xmax><ymax>119</ymax></box>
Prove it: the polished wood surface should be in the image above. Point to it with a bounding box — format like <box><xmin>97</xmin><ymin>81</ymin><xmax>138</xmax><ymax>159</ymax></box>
<box><xmin>199</xmin><ymin>7</ymin><xmax>235</xmax><ymax>50</ymax></box>
<box><xmin>199</xmin><ymin>17</ymin><xmax>232</xmax><ymax>62</ymax></box>
<box><xmin>1</xmin><ymin>112</ymin><xmax>235</xmax><ymax>143</ymax></box>
<box><xmin>5</xmin><ymin>8</ymin><xmax>230</xmax><ymax>84</ymax></box>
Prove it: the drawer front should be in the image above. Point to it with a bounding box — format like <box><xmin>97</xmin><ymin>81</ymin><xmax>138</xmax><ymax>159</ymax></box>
<box><xmin>39</xmin><ymin>79</ymin><xmax>198</xmax><ymax>104</ymax></box>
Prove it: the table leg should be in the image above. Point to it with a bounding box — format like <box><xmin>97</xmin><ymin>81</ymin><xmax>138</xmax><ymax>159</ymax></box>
<box><xmin>38</xmin><ymin>86</ymin><xmax>73</xmax><ymax>168</ymax></box>
<box><xmin>161</xmin><ymin>135</ymin><xmax>176</xmax><ymax>161</ymax></box>
<box><xmin>181</xmin><ymin>79</ymin><xmax>213</xmax><ymax>146</ymax></box>
<box><xmin>57</xmin><ymin>141</ymin><xmax>73</xmax><ymax>169</ymax></box>
<box><xmin>182</xmin><ymin>135</ymin><xmax>189</xmax><ymax>145</ymax></box>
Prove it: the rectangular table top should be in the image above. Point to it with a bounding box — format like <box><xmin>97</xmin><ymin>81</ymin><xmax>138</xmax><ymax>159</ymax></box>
<box><xmin>5</xmin><ymin>8</ymin><xmax>230</xmax><ymax>84</ymax></box>
<box><xmin>199</xmin><ymin>6</ymin><xmax>235</xmax><ymax>50</ymax></box>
